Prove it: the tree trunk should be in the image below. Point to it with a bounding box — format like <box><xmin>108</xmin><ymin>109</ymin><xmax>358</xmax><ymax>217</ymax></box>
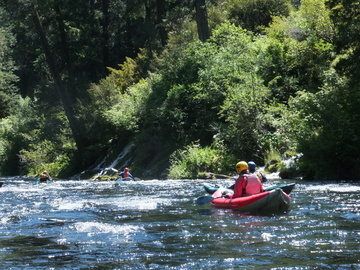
<box><xmin>156</xmin><ymin>0</ymin><xmax>167</xmax><ymax>46</ymax></box>
<box><xmin>195</xmin><ymin>0</ymin><xmax>210</xmax><ymax>42</ymax></box>
<box><xmin>53</xmin><ymin>3</ymin><xmax>71</xmax><ymax>67</ymax></box>
<box><xmin>102</xmin><ymin>0</ymin><xmax>110</xmax><ymax>69</ymax></box>
<box><xmin>30</xmin><ymin>1</ymin><xmax>84</xmax><ymax>155</ymax></box>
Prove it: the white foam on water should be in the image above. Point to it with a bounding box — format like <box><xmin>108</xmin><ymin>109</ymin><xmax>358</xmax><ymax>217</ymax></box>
<box><xmin>59</xmin><ymin>221</ymin><xmax>145</xmax><ymax>245</ymax></box>
<box><xmin>73</xmin><ymin>221</ymin><xmax>141</xmax><ymax>235</ymax></box>
<box><xmin>47</xmin><ymin>194</ymin><xmax>170</xmax><ymax>212</ymax></box>
<box><xmin>305</xmin><ymin>184</ymin><xmax>360</xmax><ymax>193</ymax></box>
<box><xmin>47</xmin><ymin>196</ymin><xmax>87</xmax><ymax>210</ymax></box>
<box><xmin>0</xmin><ymin>217</ymin><xmax>10</xmax><ymax>224</ymax></box>
<box><xmin>115</xmin><ymin>196</ymin><xmax>170</xmax><ymax>210</ymax></box>
<box><xmin>261</xmin><ymin>232</ymin><xmax>275</xmax><ymax>241</ymax></box>
<box><xmin>328</xmin><ymin>185</ymin><xmax>360</xmax><ymax>193</ymax></box>
<box><xmin>265</xmin><ymin>172</ymin><xmax>281</xmax><ymax>180</ymax></box>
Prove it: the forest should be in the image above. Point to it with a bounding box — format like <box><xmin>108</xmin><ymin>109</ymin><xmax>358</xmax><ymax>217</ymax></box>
<box><xmin>0</xmin><ymin>0</ymin><xmax>359</xmax><ymax>181</ymax></box>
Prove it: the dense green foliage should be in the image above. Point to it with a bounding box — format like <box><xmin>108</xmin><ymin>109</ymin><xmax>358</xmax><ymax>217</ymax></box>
<box><xmin>0</xmin><ymin>0</ymin><xmax>359</xmax><ymax>180</ymax></box>
<box><xmin>0</xmin><ymin>9</ymin><xmax>18</xmax><ymax>119</ymax></box>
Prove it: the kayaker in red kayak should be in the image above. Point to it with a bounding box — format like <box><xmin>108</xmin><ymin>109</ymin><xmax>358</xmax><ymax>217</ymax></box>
<box><xmin>118</xmin><ymin>167</ymin><xmax>135</xmax><ymax>181</ymax></box>
<box><xmin>233</xmin><ymin>161</ymin><xmax>264</xmax><ymax>198</ymax></box>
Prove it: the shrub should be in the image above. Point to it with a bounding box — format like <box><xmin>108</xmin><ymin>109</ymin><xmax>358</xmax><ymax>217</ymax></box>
<box><xmin>168</xmin><ymin>142</ymin><xmax>223</xmax><ymax>179</ymax></box>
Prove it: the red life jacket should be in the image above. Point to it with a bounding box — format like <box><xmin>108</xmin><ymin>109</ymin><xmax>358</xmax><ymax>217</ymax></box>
<box><xmin>245</xmin><ymin>173</ymin><xmax>263</xmax><ymax>195</ymax></box>
<box><xmin>234</xmin><ymin>173</ymin><xmax>263</xmax><ymax>198</ymax></box>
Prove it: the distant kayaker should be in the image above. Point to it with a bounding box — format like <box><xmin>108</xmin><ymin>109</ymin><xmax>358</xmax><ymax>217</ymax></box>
<box><xmin>233</xmin><ymin>161</ymin><xmax>263</xmax><ymax>198</ymax></box>
<box><xmin>118</xmin><ymin>167</ymin><xmax>135</xmax><ymax>181</ymax></box>
<box><xmin>248</xmin><ymin>161</ymin><xmax>268</xmax><ymax>183</ymax></box>
<box><xmin>39</xmin><ymin>170</ymin><xmax>52</xmax><ymax>183</ymax></box>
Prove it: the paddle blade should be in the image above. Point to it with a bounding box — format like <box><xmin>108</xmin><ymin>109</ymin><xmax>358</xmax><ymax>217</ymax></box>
<box><xmin>196</xmin><ymin>195</ymin><xmax>214</xmax><ymax>206</ymax></box>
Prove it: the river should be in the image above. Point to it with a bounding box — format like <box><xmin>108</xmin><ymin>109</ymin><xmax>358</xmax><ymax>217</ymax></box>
<box><xmin>0</xmin><ymin>178</ymin><xmax>359</xmax><ymax>269</ymax></box>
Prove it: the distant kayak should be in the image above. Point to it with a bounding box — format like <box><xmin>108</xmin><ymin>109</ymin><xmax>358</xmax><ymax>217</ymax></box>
<box><xmin>204</xmin><ymin>182</ymin><xmax>296</xmax><ymax>195</ymax></box>
<box><xmin>210</xmin><ymin>187</ymin><xmax>291</xmax><ymax>213</ymax></box>
<box><xmin>116</xmin><ymin>177</ymin><xmax>134</xmax><ymax>182</ymax></box>
<box><xmin>35</xmin><ymin>178</ymin><xmax>52</xmax><ymax>185</ymax></box>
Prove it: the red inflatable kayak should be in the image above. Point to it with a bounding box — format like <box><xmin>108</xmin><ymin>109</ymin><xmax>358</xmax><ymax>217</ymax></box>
<box><xmin>211</xmin><ymin>187</ymin><xmax>291</xmax><ymax>213</ymax></box>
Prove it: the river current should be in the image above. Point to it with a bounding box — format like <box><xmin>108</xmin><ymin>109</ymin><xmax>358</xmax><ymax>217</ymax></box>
<box><xmin>0</xmin><ymin>178</ymin><xmax>359</xmax><ymax>269</ymax></box>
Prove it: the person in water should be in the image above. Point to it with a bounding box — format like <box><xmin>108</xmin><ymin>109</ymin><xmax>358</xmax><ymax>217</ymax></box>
<box><xmin>39</xmin><ymin>170</ymin><xmax>52</xmax><ymax>183</ymax></box>
<box><xmin>248</xmin><ymin>161</ymin><xmax>268</xmax><ymax>183</ymax></box>
<box><xmin>118</xmin><ymin>167</ymin><xmax>135</xmax><ymax>181</ymax></box>
<box><xmin>232</xmin><ymin>161</ymin><xmax>264</xmax><ymax>198</ymax></box>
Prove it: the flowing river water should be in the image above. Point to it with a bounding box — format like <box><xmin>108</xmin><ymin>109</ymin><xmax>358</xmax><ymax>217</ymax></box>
<box><xmin>0</xmin><ymin>177</ymin><xmax>359</xmax><ymax>269</ymax></box>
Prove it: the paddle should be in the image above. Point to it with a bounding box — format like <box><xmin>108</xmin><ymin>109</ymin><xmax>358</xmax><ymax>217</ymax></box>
<box><xmin>196</xmin><ymin>194</ymin><xmax>229</xmax><ymax>205</ymax></box>
<box><xmin>196</xmin><ymin>195</ymin><xmax>215</xmax><ymax>206</ymax></box>
<box><xmin>206</xmin><ymin>172</ymin><xmax>234</xmax><ymax>179</ymax></box>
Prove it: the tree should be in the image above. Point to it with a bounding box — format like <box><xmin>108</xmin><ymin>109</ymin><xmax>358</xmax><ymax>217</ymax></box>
<box><xmin>227</xmin><ymin>0</ymin><xmax>291</xmax><ymax>33</ymax></box>
<box><xmin>261</xmin><ymin>0</ymin><xmax>335</xmax><ymax>104</ymax></box>
<box><xmin>266</xmin><ymin>0</ymin><xmax>360</xmax><ymax>180</ymax></box>
<box><xmin>30</xmin><ymin>1</ymin><xmax>85</xmax><ymax>155</ymax></box>
<box><xmin>327</xmin><ymin>0</ymin><xmax>360</xmax><ymax>78</ymax></box>
<box><xmin>0</xmin><ymin>7</ymin><xmax>19</xmax><ymax>118</ymax></box>
<box><xmin>195</xmin><ymin>0</ymin><xmax>210</xmax><ymax>42</ymax></box>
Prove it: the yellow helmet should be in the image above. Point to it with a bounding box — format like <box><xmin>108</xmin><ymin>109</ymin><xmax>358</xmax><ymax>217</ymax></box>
<box><xmin>236</xmin><ymin>161</ymin><xmax>248</xmax><ymax>174</ymax></box>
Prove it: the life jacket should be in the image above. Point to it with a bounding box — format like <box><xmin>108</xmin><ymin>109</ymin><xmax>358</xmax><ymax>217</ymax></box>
<box><xmin>122</xmin><ymin>172</ymin><xmax>129</xmax><ymax>178</ymax></box>
<box><xmin>255</xmin><ymin>171</ymin><xmax>263</xmax><ymax>182</ymax></box>
<box><xmin>39</xmin><ymin>174</ymin><xmax>48</xmax><ymax>183</ymax></box>
<box><xmin>250</xmin><ymin>171</ymin><xmax>267</xmax><ymax>183</ymax></box>
<box><xmin>244</xmin><ymin>173</ymin><xmax>263</xmax><ymax>195</ymax></box>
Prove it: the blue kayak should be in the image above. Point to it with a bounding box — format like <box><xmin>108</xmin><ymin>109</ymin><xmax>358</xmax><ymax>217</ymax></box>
<box><xmin>204</xmin><ymin>182</ymin><xmax>295</xmax><ymax>195</ymax></box>
<box><xmin>116</xmin><ymin>177</ymin><xmax>134</xmax><ymax>181</ymax></box>
<box><xmin>35</xmin><ymin>178</ymin><xmax>52</xmax><ymax>185</ymax></box>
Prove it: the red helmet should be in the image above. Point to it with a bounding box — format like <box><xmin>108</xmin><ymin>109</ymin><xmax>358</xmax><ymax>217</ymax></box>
<box><xmin>124</xmin><ymin>167</ymin><xmax>129</xmax><ymax>171</ymax></box>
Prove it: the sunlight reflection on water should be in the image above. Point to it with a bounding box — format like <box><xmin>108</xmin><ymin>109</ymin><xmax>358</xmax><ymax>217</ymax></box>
<box><xmin>0</xmin><ymin>178</ymin><xmax>359</xmax><ymax>269</ymax></box>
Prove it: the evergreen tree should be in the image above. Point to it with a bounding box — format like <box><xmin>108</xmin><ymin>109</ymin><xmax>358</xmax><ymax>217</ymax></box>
<box><xmin>0</xmin><ymin>7</ymin><xmax>19</xmax><ymax>118</ymax></box>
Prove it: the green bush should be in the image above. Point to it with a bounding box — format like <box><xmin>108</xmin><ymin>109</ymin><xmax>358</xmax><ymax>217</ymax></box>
<box><xmin>168</xmin><ymin>142</ymin><xmax>223</xmax><ymax>179</ymax></box>
<box><xmin>104</xmin><ymin>79</ymin><xmax>151</xmax><ymax>133</ymax></box>
<box><xmin>19</xmin><ymin>139</ymin><xmax>72</xmax><ymax>178</ymax></box>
